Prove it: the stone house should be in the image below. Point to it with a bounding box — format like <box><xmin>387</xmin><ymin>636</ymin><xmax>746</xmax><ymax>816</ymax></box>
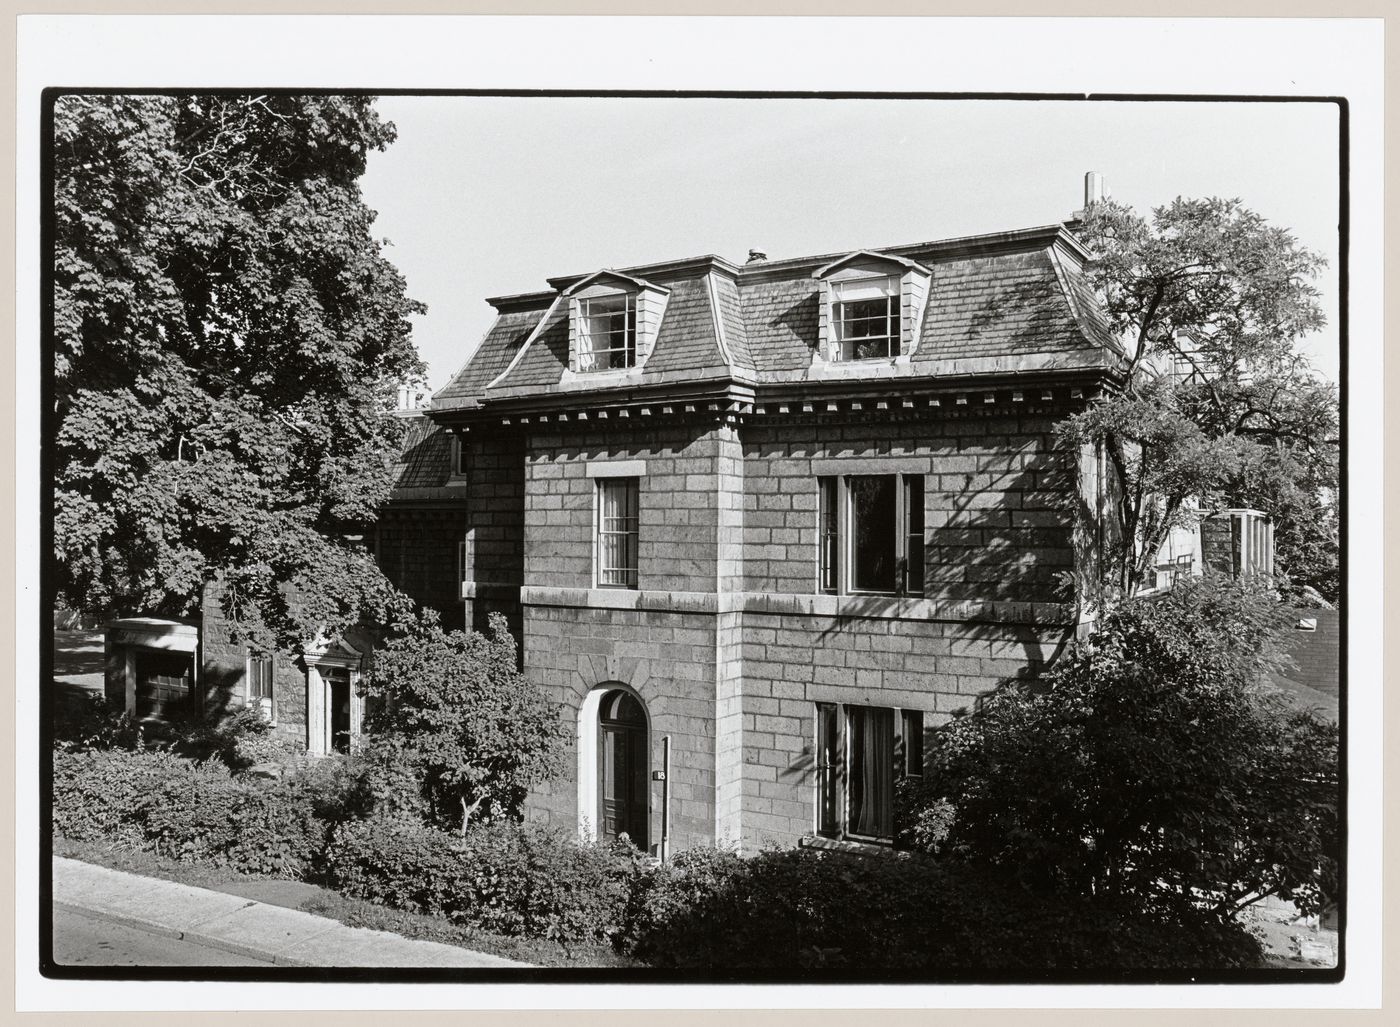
<box><xmin>426</xmin><ymin>215</ymin><xmax>1130</xmax><ymax>854</ymax></box>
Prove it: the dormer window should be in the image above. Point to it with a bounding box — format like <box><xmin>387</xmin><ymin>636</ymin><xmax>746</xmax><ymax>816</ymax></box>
<box><xmin>564</xmin><ymin>270</ymin><xmax>669</xmax><ymax>376</ymax></box>
<box><xmin>833</xmin><ymin>276</ymin><xmax>900</xmax><ymax>361</ymax></box>
<box><xmin>579</xmin><ymin>293</ymin><xmax>637</xmax><ymax>371</ymax></box>
<box><xmin>813</xmin><ymin>251</ymin><xmax>932</xmax><ymax>366</ymax></box>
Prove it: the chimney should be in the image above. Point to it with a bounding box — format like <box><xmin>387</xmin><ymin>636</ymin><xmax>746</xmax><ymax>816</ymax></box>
<box><xmin>1084</xmin><ymin>171</ymin><xmax>1107</xmax><ymax>209</ymax></box>
<box><xmin>746</xmin><ymin>249</ymin><xmax>768</xmax><ymax>264</ymax></box>
<box><xmin>1070</xmin><ymin>171</ymin><xmax>1109</xmax><ymax>223</ymax></box>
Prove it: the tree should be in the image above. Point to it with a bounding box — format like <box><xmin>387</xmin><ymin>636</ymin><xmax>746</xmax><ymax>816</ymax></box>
<box><xmin>1062</xmin><ymin>197</ymin><xmax>1339</xmax><ymax>601</ymax></box>
<box><xmin>52</xmin><ymin>94</ymin><xmax>425</xmax><ymax>648</ymax></box>
<box><xmin>900</xmin><ymin>575</ymin><xmax>1339</xmax><ymax>924</ymax></box>
<box><xmin>362</xmin><ymin>614</ymin><xmax>567</xmax><ymax>834</ymax></box>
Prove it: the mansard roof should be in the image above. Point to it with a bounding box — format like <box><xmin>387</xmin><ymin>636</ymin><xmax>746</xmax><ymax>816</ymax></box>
<box><xmin>431</xmin><ymin>223</ymin><xmax>1125</xmax><ymax>418</ymax></box>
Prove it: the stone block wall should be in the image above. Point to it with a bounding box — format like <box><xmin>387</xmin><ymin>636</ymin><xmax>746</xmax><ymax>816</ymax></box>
<box><xmin>497</xmin><ymin>402</ymin><xmax>1094</xmax><ymax>852</ymax></box>
<box><xmin>733</xmin><ymin>605</ymin><xmax>1074</xmax><ymax>848</ymax></box>
<box><xmin>199</xmin><ymin>585</ymin><xmax>308</xmax><ymax>748</ymax></box>
<box><xmin>741</xmin><ymin>410</ymin><xmax>1078</xmax><ymax>604</ymax></box>
<box><xmin>377</xmin><ymin>505</ymin><xmax>468</xmax><ymax>632</ymax></box>
<box><xmin>522</xmin><ymin>601</ymin><xmax>720</xmax><ymax>852</ymax></box>
<box><xmin>463</xmin><ymin>434</ymin><xmax>526</xmax><ymax>638</ymax></box>
<box><xmin>522</xmin><ymin>422</ymin><xmax>731</xmax><ymax>594</ymax></box>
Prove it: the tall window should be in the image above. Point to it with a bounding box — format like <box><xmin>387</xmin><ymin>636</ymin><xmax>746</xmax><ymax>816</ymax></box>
<box><xmin>578</xmin><ymin>294</ymin><xmax>637</xmax><ymax>371</ymax></box>
<box><xmin>597</xmin><ymin>477</ymin><xmax>640</xmax><ymax>588</ymax></box>
<box><xmin>833</xmin><ymin>276</ymin><xmax>900</xmax><ymax>360</ymax></box>
<box><xmin>246</xmin><ymin>654</ymin><xmax>275</xmax><ymax>722</ymax></box>
<box><xmin>816</xmin><ymin>702</ymin><xmax>923</xmax><ymax>842</ymax></box>
<box><xmin>818</xmin><ymin>474</ymin><xmax>925</xmax><ymax>596</ymax></box>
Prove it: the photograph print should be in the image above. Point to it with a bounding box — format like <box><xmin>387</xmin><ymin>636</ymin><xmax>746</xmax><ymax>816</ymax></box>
<box><xmin>43</xmin><ymin>87</ymin><xmax>1343</xmax><ymax>983</ymax></box>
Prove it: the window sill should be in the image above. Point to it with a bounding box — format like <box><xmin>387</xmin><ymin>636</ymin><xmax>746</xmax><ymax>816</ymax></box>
<box><xmin>800</xmin><ymin>834</ymin><xmax>899</xmax><ymax>857</ymax></box>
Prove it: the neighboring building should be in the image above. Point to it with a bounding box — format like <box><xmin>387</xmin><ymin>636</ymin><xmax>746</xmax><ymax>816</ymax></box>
<box><xmin>1267</xmin><ymin>607</ymin><xmax>1341</xmax><ymax>725</ymax></box>
<box><xmin>374</xmin><ymin>402</ymin><xmax>471</xmax><ymax>633</ymax></box>
<box><xmin>427</xmin><ymin>211</ymin><xmax>1130</xmax><ymax>854</ymax></box>
<box><xmin>102</xmin><ymin>398</ymin><xmax>465</xmax><ymax>755</ymax></box>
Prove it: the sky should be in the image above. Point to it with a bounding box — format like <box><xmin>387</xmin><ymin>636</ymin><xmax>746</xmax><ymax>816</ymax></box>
<box><xmin>358</xmin><ymin>96</ymin><xmax>1342</xmax><ymax>392</ymax></box>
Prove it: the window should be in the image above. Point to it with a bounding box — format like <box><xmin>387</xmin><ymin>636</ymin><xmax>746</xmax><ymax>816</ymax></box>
<box><xmin>833</xmin><ymin>276</ymin><xmax>900</xmax><ymax>360</ymax></box>
<box><xmin>1153</xmin><ymin>554</ymin><xmax>1195</xmax><ymax>592</ymax></box>
<box><xmin>449</xmin><ymin>434</ymin><xmax>471</xmax><ymax>478</ymax></box>
<box><xmin>818</xmin><ymin>474</ymin><xmax>925</xmax><ymax>596</ymax></box>
<box><xmin>816</xmin><ymin>703</ymin><xmax>923</xmax><ymax>842</ymax></box>
<box><xmin>597</xmin><ymin>477</ymin><xmax>640</xmax><ymax>588</ymax></box>
<box><xmin>246</xmin><ymin>654</ymin><xmax>275</xmax><ymax>722</ymax></box>
<box><xmin>578</xmin><ymin>293</ymin><xmax>636</xmax><ymax>371</ymax></box>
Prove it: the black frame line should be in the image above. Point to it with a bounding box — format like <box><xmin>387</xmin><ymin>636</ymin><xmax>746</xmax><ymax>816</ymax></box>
<box><xmin>35</xmin><ymin>87</ymin><xmax>1349</xmax><ymax>988</ymax></box>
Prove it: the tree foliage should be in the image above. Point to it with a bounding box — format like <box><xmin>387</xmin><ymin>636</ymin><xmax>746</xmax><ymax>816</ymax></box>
<box><xmin>900</xmin><ymin>575</ymin><xmax>1340</xmax><ymax>924</ymax></box>
<box><xmin>362</xmin><ymin>614</ymin><xmax>568</xmax><ymax>834</ymax></box>
<box><xmin>1065</xmin><ymin>197</ymin><xmax>1339</xmax><ymax>601</ymax></box>
<box><xmin>53</xmin><ymin>93</ymin><xmax>425</xmax><ymax>647</ymax></box>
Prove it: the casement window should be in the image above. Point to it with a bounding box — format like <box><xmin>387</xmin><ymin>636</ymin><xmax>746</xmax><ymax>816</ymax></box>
<box><xmin>816</xmin><ymin>703</ymin><xmax>924</xmax><ymax>842</ymax></box>
<box><xmin>832</xmin><ymin>276</ymin><xmax>900</xmax><ymax>361</ymax></box>
<box><xmin>246</xmin><ymin>654</ymin><xmax>275</xmax><ymax>723</ymax></box>
<box><xmin>578</xmin><ymin>294</ymin><xmax>637</xmax><ymax>371</ymax></box>
<box><xmin>596</xmin><ymin>477</ymin><xmax>640</xmax><ymax>589</ymax></box>
<box><xmin>818</xmin><ymin>474</ymin><xmax>925</xmax><ymax>596</ymax></box>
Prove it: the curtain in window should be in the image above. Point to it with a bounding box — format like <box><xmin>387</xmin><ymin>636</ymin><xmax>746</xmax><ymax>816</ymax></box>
<box><xmin>847</xmin><ymin>705</ymin><xmax>894</xmax><ymax>838</ymax></box>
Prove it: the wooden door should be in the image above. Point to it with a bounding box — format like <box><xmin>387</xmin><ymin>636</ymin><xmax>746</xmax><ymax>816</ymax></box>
<box><xmin>597</xmin><ymin>690</ymin><xmax>647</xmax><ymax>848</ymax></box>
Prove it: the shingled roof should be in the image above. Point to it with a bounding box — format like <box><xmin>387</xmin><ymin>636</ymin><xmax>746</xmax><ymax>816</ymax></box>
<box><xmin>432</xmin><ymin>223</ymin><xmax>1125</xmax><ymax>413</ymax></box>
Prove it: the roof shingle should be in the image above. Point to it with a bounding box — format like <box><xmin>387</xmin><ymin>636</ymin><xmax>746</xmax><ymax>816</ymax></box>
<box><xmin>433</xmin><ymin>226</ymin><xmax>1121</xmax><ymax>409</ymax></box>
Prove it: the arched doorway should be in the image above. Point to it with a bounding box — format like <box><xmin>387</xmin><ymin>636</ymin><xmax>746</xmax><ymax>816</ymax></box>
<box><xmin>596</xmin><ymin>689</ymin><xmax>649</xmax><ymax>849</ymax></box>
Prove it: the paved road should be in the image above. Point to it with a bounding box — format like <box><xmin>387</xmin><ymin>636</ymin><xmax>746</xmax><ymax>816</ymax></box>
<box><xmin>51</xmin><ymin>906</ymin><xmax>277</xmax><ymax>967</ymax></box>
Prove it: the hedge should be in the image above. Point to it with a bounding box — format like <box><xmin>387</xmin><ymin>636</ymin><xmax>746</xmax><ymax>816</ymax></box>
<box><xmin>53</xmin><ymin>747</ymin><xmax>331</xmax><ymax>877</ymax></box>
<box><xmin>324</xmin><ymin>815</ymin><xmax>636</xmax><ymax>944</ymax></box>
<box><xmin>622</xmin><ymin>847</ymin><xmax>1264</xmax><ymax>971</ymax></box>
<box><xmin>53</xmin><ymin>745</ymin><xmax>1264</xmax><ymax>970</ymax></box>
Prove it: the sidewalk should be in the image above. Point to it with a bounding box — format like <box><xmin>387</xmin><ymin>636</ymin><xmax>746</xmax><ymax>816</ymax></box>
<box><xmin>53</xmin><ymin>857</ymin><xmax>530</xmax><ymax>968</ymax></box>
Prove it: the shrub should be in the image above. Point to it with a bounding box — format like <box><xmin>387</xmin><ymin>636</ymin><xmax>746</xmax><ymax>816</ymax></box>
<box><xmin>362</xmin><ymin>615</ymin><xmax>567</xmax><ymax>832</ymax></box>
<box><xmin>285</xmin><ymin>753</ymin><xmax>378</xmax><ymax>827</ymax></box>
<box><xmin>52</xmin><ymin>745</ymin><xmax>323</xmax><ymax>877</ymax></box>
<box><xmin>906</xmin><ymin>574</ymin><xmax>1340</xmax><ymax>923</ymax></box>
<box><xmin>52</xmin><ymin>690</ymin><xmax>142</xmax><ymax>752</ymax></box>
<box><xmin>324</xmin><ymin>816</ymin><xmax>634</xmax><ymax>943</ymax></box>
<box><xmin>622</xmin><ymin>846</ymin><xmax>1261</xmax><ymax>971</ymax></box>
<box><xmin>52</xmin><ymin>747</ymin><xmax>187</xmax><ymax>843</ymax></box>
<box><xmin>164</xmin><ymin>705</ymin><xmax>297</xmax><ymax>772</ymax></box>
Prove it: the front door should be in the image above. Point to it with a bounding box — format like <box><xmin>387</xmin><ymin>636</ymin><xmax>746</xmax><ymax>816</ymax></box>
<box><xmin>326</xmin><ymin>667</ymin><xmax>352</xmax><ymax>754</ymax></box>
<box><xmin>598</xmin><ymin>690</ymin><xmax>648</xmax><ymax>849</ymax></box>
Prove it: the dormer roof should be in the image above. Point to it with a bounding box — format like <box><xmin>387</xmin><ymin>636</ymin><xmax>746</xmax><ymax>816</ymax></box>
<box><xmin>561</xmin><ymin>269</ymin><xmax>670</xmax><ymax>297</ymax></box>
<box><xmin>811</xmin><ymin>250</ymin><xmax>932</xmax><ymax>279</ymax></box>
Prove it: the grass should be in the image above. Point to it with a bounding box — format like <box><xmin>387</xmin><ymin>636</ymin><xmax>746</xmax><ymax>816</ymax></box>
<box><xmin>53</xmin><ymin>834</ymin><xmax>639</xmax><ymax>968</ymax></box>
